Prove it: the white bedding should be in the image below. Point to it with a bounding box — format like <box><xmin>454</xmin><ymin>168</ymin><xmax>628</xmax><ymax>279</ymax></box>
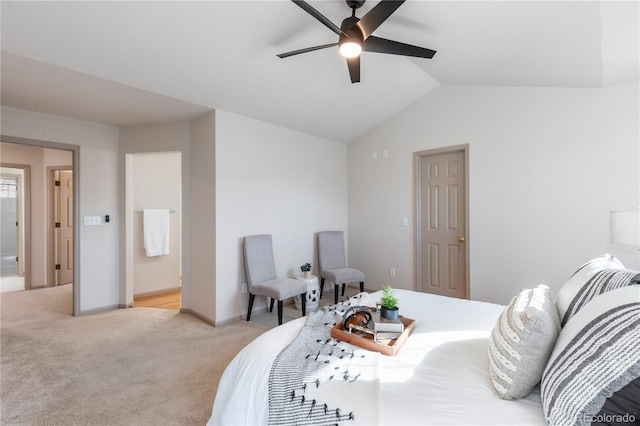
<box><xmin>209</xmin><ymin>289</ymin><xmax>547</xmax><ymax>425</ymax></box>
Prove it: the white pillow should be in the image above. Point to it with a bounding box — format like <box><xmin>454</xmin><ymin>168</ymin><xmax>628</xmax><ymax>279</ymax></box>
<box><xmin>555</xmin><ymin>254</ymin><xmax>639</xmax><ymax>327</ymax></box>
<box><xmin>488</xmin><ymin>285</ymin><xmax>560</xmax><ymax>399</ymax></box>
<box><xmin>542</xmin><ymin>285</ymin><xmax>640</xmax><ymax>426</ymax></box>
<box><xmin>339</xmin><ymin>292</ymin><xmax>374</xmax><ymax>309</ymax></box>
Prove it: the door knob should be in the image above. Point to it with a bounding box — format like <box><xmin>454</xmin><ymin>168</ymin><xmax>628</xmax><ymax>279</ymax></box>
<box><xmin>458</xmin><ymin>236</ymin><xmax>465</xmax><ymax>242</ymax></box>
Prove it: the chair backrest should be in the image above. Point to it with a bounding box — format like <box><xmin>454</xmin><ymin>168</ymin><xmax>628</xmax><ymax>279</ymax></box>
<box><xmin>244</xmin><ymin>234</ymin><xmax>277</xmax><ymax>289</ymax></box>
<box><xmin>317</xmin><ymin>231</ymin><xmax>347</xmax><ymax>271</ymax></box>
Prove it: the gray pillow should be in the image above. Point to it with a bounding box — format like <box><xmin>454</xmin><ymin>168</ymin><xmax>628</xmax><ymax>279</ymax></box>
<box><xmin>488</xmin><ymin>285</ymin><xmax>560</xmax><ymax>399</ymax></box>
<box><xmin>542</xmin><ymin>285</ymin><xmax>640</xmax><ymax>426</ymax></box>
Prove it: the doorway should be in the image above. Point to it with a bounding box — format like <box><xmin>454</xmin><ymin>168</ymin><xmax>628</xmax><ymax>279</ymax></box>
<box><xmin>1</xmin><ymin>137</ymin><xmax>79</xmax><ymax>315</ymax></box>
<box><xmin>414</xmin><ymin>145</ymin><xmax>469</xmax><ymax>299</ymax></box>
<box><xmin>0</xmin><ymin>168</ymin><xmax>26</xmax><ymax>292</ymax></box>
<box><xmin>127</xmin><ymin>152</ymin><xmax>182</xmax><ymax>310</ymax></box>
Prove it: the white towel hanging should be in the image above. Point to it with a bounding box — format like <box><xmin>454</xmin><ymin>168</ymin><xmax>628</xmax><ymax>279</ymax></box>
<box><xmin>143</xmin><ymin>209</ymin><xmax>170</xmax><ymax>257</ymax></box>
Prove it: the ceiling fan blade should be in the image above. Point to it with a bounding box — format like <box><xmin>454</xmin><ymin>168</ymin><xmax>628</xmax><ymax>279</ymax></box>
<box><xmin>346</xmin><ymin>56</ymin><xmax>360</xmax><ymax>83</ymax></box>
<box><xmin>356</xmin><ymin>0</ymin><xmax>405</xmax><ymax>39</ymax></box>
<box><xmin>291</xmin><ymin>0</ymin><xmax>343</xmax><ymax>35</ymax></box>
<box><xmin>277</xmin><ymin>43</ymin><xmax>338</xmax><ymax>59</ymax></box>
<box><xmin>364</xmin><ymin>35</ymin><xmax>436</xmax><ymax>58</ymax></box>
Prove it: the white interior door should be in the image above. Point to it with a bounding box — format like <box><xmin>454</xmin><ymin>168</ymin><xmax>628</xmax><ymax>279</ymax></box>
<box><xmin>55</xmin><ymin>170</ymin><xmax>73</xmax><ymax>285</ymax></box>
<box><xmin>416</xmin><ymin>148</ymin><xmax>468</xmax><ymax>299</ymax></box>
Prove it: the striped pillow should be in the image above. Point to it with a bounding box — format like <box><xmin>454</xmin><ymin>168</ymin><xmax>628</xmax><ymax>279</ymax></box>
<box><xmin>541</xmin><ymin>285</ymin><xmax>640</xmax><ymax>426</ymax></box>
<box><xmin>488</xmin><ymin>285</ymin><xmax>560</xmax><ymax>399</ymax></box>
<box><xmin>555</xmin><ymin>254</ymin><xmax>640</xmax><ymax>327</ymax></box>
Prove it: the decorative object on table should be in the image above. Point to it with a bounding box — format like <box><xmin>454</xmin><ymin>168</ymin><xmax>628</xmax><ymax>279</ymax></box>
<box><xmin>300</xmin><ymin>262</ymin><xmax>312</xmax><ymax>279</ymax></box>
<box><xmin>332</xmin><ymin>311</ymin><xmax>415</xmax><ymax>356</ymax></box>
<box><xmin>334</xmin><ymin>303</ymin><xmax>412</xmax><ymax>355</ymax></box>
<box><xmin>342</xmin><ymin>305</ymin><xmax>374</xmax><ymax>333</ymax></box>
<box><xmin>372</xmin><ymin>309</ymin><xmax>404</xmax><ymax>333</ymax></box>
<box><xmin>380</xmin><ymin>284</ymin><xmax>399</xmax><ymax>320</ymax></box>
<box><xmin>294</xmin><ymin>274</ymin><xmax>320</xmax><ymax>312</ymax></box>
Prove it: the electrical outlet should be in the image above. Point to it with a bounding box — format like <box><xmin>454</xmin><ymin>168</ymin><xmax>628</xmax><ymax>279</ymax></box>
<box><xmin>390</xmin><ymin>268</ymin><xmax>396</xmax><ymax>277</ymax></box>
<box><xmin>241</xmin><ymin>282</ymin><xmax>247</xmax><ymax>293</ymax></box>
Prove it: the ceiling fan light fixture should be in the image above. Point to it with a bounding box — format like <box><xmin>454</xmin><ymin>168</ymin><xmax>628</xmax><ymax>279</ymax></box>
<box><xmin>339</xmin><ymin>38</ymin><xmax>362</xmax><ymax>58</ymax></box>
<box><xmin>278</xmin><ymin>0</ymin><xmax>437</xmax><ymax>83</ymax></box>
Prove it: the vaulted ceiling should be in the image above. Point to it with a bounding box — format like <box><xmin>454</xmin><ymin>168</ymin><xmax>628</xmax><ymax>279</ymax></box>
<box><xmin>1</xmin><ymin>1</ymin><xmax>638</xmax><ymax>143</ymax></box>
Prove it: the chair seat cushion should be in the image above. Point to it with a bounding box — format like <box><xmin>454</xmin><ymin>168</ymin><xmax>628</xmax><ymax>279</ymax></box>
<box><xmin>252</xmin><ymin>278</ymin><xmax>307</xmax><ymax>300</ymax></box>
<box><xmin>321</xmin><ymin>268</ymin><xmax>364</xmax><ymax>285</ymax></box>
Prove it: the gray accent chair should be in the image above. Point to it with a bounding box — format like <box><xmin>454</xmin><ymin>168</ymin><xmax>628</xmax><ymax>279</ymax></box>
<box><xmin>243</xmin><ymin>234</ymin><xmax>307</xmax><ymax>325</ymax></box>
<box><xmin>317</xmin><ymin>231</ymin><xmax>365</xmax><ymax>304</ymax></box>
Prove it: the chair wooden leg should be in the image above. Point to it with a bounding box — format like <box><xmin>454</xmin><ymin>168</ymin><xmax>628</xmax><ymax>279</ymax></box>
<box><xmin>341</xmin><ymin>284</ymin><xmax>346</xmax><ymax>296</ymax></box>
<box><xmin>360</xmin><ymin>281</ymin><xmax>364</xmax><ymax>292</ymax></box>
<box><xmin>301</xmin><ymin>292</ymin><xmax>306</xmax><ymax>316</ymax></box>
<box><xmin>334</xmin><ymin>284</ymin><xmax>339</xmax><ymax>304</ymax></box>
<box><xmin>247</xmin><ymin>293</ymin><xmax>255</xmax><ymax>321</ymax></box>
<box><xmin>269</xmin><ymin>298</ymin><xmax>275</xmax><ymax>312</ymax></box>
<box><xmin>319</xmin><ymin>277</ymin><xmax>325</xmax><ymax>299</ymax></box>
<box><xmin>277</xmin><ymin>300</ymin><xmax>284</xmax><ymax>325</ymax></box>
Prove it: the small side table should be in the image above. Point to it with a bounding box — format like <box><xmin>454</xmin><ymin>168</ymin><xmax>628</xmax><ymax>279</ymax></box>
<box><xmin>294</xmin><ymin>275</ymin><xmax>320</xmax><ymax>312</ymax></box>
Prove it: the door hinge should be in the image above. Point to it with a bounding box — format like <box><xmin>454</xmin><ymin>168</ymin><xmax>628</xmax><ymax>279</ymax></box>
<box><xmin>55</xmin><ymin>222</ymin><xmax>61</xmax><ymax>228</ymax></box>
<box><xmin>55</xmin><ymin>180</ymin><xmax>61</xmax><ymax>186</ymax></box>
<box><xmin>16</xmin><ymin>221</ymin><xmax>18</xmax><ymax>227</ymax></box>
<box><xmin>16</xmin><ymin>256</ymin><xmax>18</xmax><ymax>262</ymax></box>
<box><xmin>55</xmin><ymin>264</ymin><xmax>61</xmax><ymax>270</ymax></box>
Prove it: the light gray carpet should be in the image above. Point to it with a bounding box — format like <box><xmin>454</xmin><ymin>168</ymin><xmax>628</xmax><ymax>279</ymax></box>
<box><xmin>0</xmin><ymin>285</ymin><xmax>267</xmax><ymax>426</ymax></box>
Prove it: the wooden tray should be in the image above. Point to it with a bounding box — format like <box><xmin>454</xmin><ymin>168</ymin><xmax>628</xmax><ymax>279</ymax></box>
<box><xmin>331</xmin><ymin>315</ymin><xmax>415</xmax><ymax>356</ymax></box>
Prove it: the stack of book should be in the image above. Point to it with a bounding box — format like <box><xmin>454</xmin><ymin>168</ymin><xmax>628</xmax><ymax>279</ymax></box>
<box><xmin>372</xmin><ymin>311</ymin><xmax>404</xmax><ymax>341</ymax></box>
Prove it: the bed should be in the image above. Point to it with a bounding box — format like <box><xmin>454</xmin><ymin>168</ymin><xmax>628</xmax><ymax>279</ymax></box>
<box><xmin>209</xmin><ymin>255</ymin><xmax>640</xmax><ymax>426</ymax></box>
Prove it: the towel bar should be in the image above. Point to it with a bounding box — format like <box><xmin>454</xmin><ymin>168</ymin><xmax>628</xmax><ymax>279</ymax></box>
<box><xmin>135</xmin><ymin>208</ymin><xmax>177</xmax><ymax>213</ymax></box>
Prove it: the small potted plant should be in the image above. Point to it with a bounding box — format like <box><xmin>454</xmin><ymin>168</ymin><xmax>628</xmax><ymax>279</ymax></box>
<box><xmin>300</xmin><ymin>262</ymin><xmax>312</xmax><ymax>279</ymax></box>
<box><xmin>380</xmin><ymin>284</ymin><xmax>399</xmax><ymax>320</ymax></box>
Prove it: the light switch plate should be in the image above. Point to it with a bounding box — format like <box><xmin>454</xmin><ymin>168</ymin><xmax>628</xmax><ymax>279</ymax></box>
<box><xmin>84</xmin><ymin>216</ymin><xmax>101</xmax><ymax>226</ymax></box>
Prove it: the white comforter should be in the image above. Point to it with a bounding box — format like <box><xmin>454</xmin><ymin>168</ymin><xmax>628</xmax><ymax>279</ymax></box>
<box><xmin>209</xmin><ymin>289</ymin><xmax>547</xmax><ymax>425</ymax></box>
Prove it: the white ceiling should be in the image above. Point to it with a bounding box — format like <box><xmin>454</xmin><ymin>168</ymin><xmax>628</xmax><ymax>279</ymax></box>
<box><xmin>1</xmin><ymin>1</ymin><xmax>638</xmax><ymax>143</ymax></box>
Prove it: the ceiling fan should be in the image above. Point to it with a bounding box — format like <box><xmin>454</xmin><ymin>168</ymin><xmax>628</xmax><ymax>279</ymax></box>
<box><xmin>277</xmin><ymin>0</ymin><xmax>436</xmax><ymax>83</ymax></box>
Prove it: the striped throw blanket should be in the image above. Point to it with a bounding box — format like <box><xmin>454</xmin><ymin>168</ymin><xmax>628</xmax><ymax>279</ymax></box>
<box><xmin>268</xmin><ymin>304</ymin><xmax>380</xmax><ymax>426</ymax></box>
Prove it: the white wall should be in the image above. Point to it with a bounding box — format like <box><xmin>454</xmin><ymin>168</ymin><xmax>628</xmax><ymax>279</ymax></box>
<box><xmin>132</xmin><ymin>152</ymin><xmax>181</xmax><ymax>296</ymax></box>
<box><xmin>1</xmin><ymin>106</ymin><xmax>120</xmax><ymax>313</ymax></box>
<box><xmin>44</xmin><ymin>146</ymin><xmax>73</xmax><ymax>165</ymax></box>
<box><xmin>215</xmin><ymin>110</ymin><xmax>348</xmax><ymax>324</ymax></box>
<box><xmin>188</xmin><ymin>111</ymin><xmax>216</xmax><ymax>323</ymax></box>
<box><xmin>348</xmin><ymin>82</ymin><xmax>640</xmax><ymax>305</ymax></box>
